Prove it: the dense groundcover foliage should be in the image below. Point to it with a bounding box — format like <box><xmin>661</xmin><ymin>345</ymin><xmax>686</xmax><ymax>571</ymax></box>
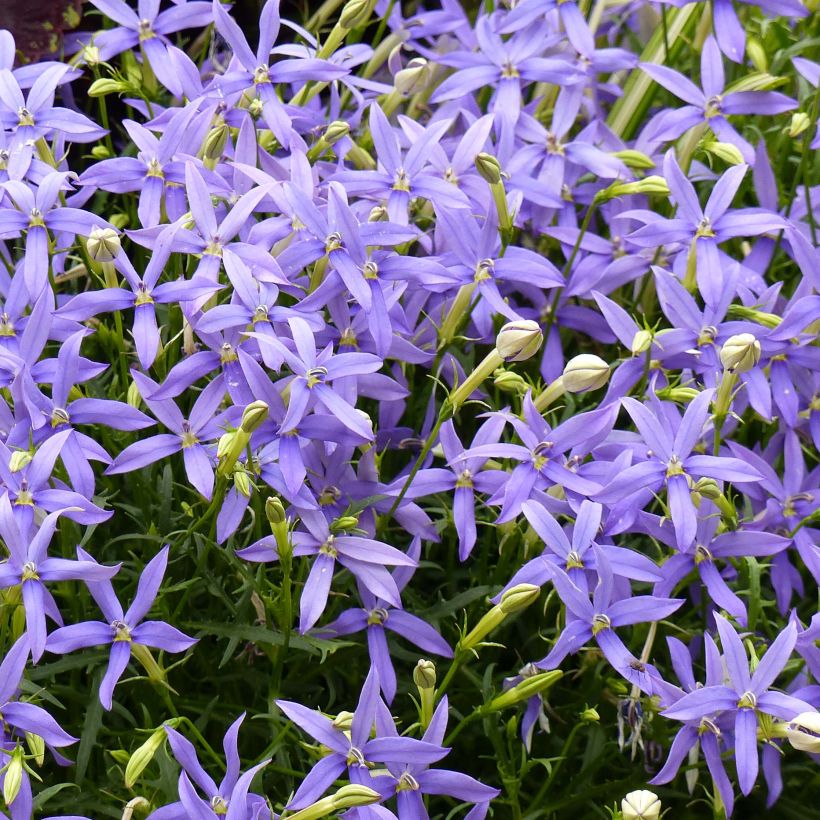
<box><xmin>0</xmin><ymin>0</ymin><xmax>817</xmax><ymax>817</ymax></box>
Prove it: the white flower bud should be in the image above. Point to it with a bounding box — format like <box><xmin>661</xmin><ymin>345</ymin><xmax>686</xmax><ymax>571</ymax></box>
<box><xmin>719</xmin><ymin>333</ymin><xmax>761</xmax><ymax>374</ymax></box>
<box><xmin>562</xmin><ymin>354</ymin><xmax>610</xmax><ymax>393</ymax></box>
<box><xmin>495</xmin><ymin>320</ymin><xmax>543</xmax><ymax>362</ymax></box>
<box><xmin>621</xmin><ymin>789</ymin><xmax>662</xmax><ymax>820</ymax></box>
<box><xmin>786</xmin><ymin>711</ymin><xmax>820</xmax><ymax>753</ymax></box>
<box><xmin>631</xmin><ymin>329</ymin><xmax>653</xmax><ymax>356</ymax></box>
<box><xmin>87</xmin><ymin>226</ymin><xmax>121</xmax><ymax>263</ymax></box>
<box><xmin>395</xmin><ymin>58</ymin><xmax>430</xmax><ymax>95</ymax></box>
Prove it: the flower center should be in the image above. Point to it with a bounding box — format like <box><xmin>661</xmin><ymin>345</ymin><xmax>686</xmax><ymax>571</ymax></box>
<box><xmin>325</xmin><ymin>232</ymin><xmax>343</xmax><ymax>253</ymax></box>
<box><xmin>51</xmin><ymin>407</ymin><xmax>70</xmax><ymax>428</ymax></box>
<box><xmin>135</xmin><ymin>284</ymin><xmax>154</xmax><ymax>306</ymax></box>
<box><xmin>138</xmin><ymin>18</ymin><xmax>155</xmax><ymax>40</ymax></box>
<box><xmin>181</xmin><ymin>422</ymin><xmax>199</xmax><ymax>448</ymax></box>
<box><xmin>320</xmin><ymin>535</ymin><xmax>338</xmax><ymax>558</ymax></box>
<box><xmin>306</xmin><ymin>366</ymin><xmax>328</xmax><ymax>388</ymax></box>
<box><xmin>704</xmin><ymin>94</ymin><xmax>722</xmax><ymax>118</ymax></box>
<box><xmin>694</xmin><ymin>543</ymin><xmax>712</xmax><ymax>564</ymax></box>
<box><xmin>474</xmin><ymin>258</ymin><xmax>495</xmax><ymax>282</ymax></box>
<box><xmin>146</xmin><ymin>157</ymin><xmax>164</xmax><ymax>179</ymax></box>
<box><xmin>346</xmin><ymin>745</ymin><xmax>367</xmax><ymax>766</ymax></box>
<box><xmin>21</xmin><ymin>561</ymin><xmax>39</xmax><ymax>582</ymax></box>
<box><xmin>695</xmin><ymin>216</ymin><xmax>715</xmax><ymax>238</ymax></box>
<box><xmin>738</xmin><ymin>691</ymin><xmax>757</xmax><ymax>710</ymax></box>
<box><xmin>363</xmin><ymin>260</ymin><xmax>378</xmax><ymax>280</ymax></box>
<box><xmin>500</xmin><ymin>60</ymin><xmax>519</xmax><ymax>78</ymax></box>
<box><xmin>546</xmin><ymin>132</ymin><xmax>565</xmax><ymax>155</ymax></box>
<box><xmin>367</xmin><ymin>607</ymin><xmax>389</xmax><ymax>625</ymax></box>
<box><xmin>665</xmin><ymin>454</ymin><xmax>685</xmax><ymax>477</ymax></box>
<box><xmin>111</xmin><ymin>619</ymin><xmax>132</xmax><ymax>642</ymax></box>
<box><xmin>17</xmin><ymin>107</ymin><xmax>34</xmax><ymax>127</ymax></box>
<box><xmin>592</xmin><ymin>613</ymin><xmax>611</xmax><ymax>634</ymax></box>
<box><xmin>392</xmin><ymin>168</ymin><xmax>411</xmax><ymax>192</ymax></box>
<box><xmin>28</xmin><ymin>208</ymin><xmax>45</xmax><ymax>228</ymax></box>
<box><xmin>211</xmin><ymin>796</ymin><xmax>229</xmax><ymax>815</ymax></box>
<box><xmin>253</xmin><ymin>64</ymin><xmax>270</xmax><ymax>85</ymax></box>
<box><xmin>0</xmin><ymin>312</ymin><xmax>15</xmax><ymax>336</ymax></box>
<box><xmin>456</xmin><ymin>468</ymin><xmax>473</xmax><ymax>489</ymax></box>
<box><xmin>397</xmin><ymin>772</ymin><xmax>420</xmax><ymax>791</ymax></box>
<box><xmin>566</xmin><ymin>550</ymin><xmax>584</xmax><ymax>570</ymax></box>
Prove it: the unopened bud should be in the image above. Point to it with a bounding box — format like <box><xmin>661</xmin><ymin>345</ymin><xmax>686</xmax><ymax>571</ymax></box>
<box><xmin>703</xmin><ymin>140</ymin><xmax>745</xmax><ymax>166</ymax></box>
<box><xmin>127</xmin><ymin>381</ymin><xmax>142</xmax><ymax>409</ymax></box>
<box><xmin>495</xmin><ymin>320</ymin><xmax>543</xmax><ymax>362</ymax></box>
<box><xmin>217</xmin><ymin>431</ymin><xmax>236</xmax><ymax>461</ymax></box>
<box><xmin>89</xmin><ymin>78</ymin><xmax>128</xmax><ymax>97</ymax></box>
<box><xmin>87</xmin><ymin>226</ymin><xmax>121</xmax><ymax>262</ymax></box>
<box><xmin>82</xmin><ymin>45</ymin><xmax>102</xmax><ymax>65</ymax></box>
<box><xmin>324</xmin><ymin>120</ymin><xmax>350</xmax><ymax>145</ymax></box>
<box><xmin>368</xmin><ymin>205</ymin><xmax>388</xmax><ymax>221</ymax></box>
<box><xmin>611</xmin><ymin>149</ymin><xmax>655</xmax><ymax>170</ymax></box>
<box><xmin>788</xmin><ymin>112</ymin><xmax>811</xmax><ymax>138</ymax></box>
<box><xmin>601</xmin><ymin>175</ymin><xmax>670</xmax><ymax>200</ymax></box>
<box><xmin>493</xmin><ymin>368</ymin><xmax>529</xmax><ymax>395</ymax></box>
<box><xmin>621</xmin><ymin>789</ymin><xmax>661</xmax><ymax>820</ymax></box>
<box><xmin>110</xmin><ymin>213</ymin><xmax>129</xmax><ymax>230</ymax></box>
<box><xmin>240</xmin><ymin>400</ymin><xmax>269</xmax><ymax>433</ymax></box>
<box><xmin>484</xmin><ymin>670</ymin><xmax>562</xmax><ymax>712</ymax></box>
<box><xmin>339</xmin><ymin>0</ymin><xmax>376</xmax><ymax>28</ymax></box>
<box><xmin>91</xmin><ymin>145</ymin><xmax>112</xmax><ymax>159</ymax></box>
<box><xmin>9</xmin><ymin>450</ymin><xmax>32</xmax><ymax>472</ymax></box>
<box><xmin>727</xmin><ymin>304</ymin><xmax>781</xmax><ymax>328</ymax></box>
<box><xmin>331</xmin><ymin>784</ymin><xmax>382</xmax><ymax>810</ymax></box>
<box><xmin>499</xmin><ymin>583</ymin><xmax>540</xmax><ymax>614</ymax></box>
<box><xmin>413</xmin><ymin>659</ymin><xmax>436</xmax><ymax>690</ymax></box>
<box><xmin>395</xmin><ymin>58</ymin><xmax>430</xmax><ymax>95</ymax></box>
<box><xmin>562</xmin><ymin>354</ymin><xmax>610</xmax><ymax>393</ymax></box>
<box><xmin>331</xmin><ymin>515</ymin><xmax>359</xmax><ymax>532</ymax></box>
<box><xmin>747</xmin><ymin>37</ymin><xmax>768</xmax><ymax>72</ymax></box>
<box><xmin>203</xmin><ymin>123</ymin><xmax>229</xmax><ymax>162</ymax></box>
<box><xmin>2</xmin><ymin>746</ymin><xmax>23</xmax><ymax>806</ymax></box>
<box><xmin>693</xmin><ymin>477</ymin><xmax>721</xmax><ymax>500</ymax></box>
<box><xmin>332</xmin><ymin>710</ymin><xmax>354</xmax><ymax>732</ymax></box>
<box><xmin>265</xmin><ymin>496</ymin><xmax>286</xmax><ymax>525</ymax></box>
<box><xmin>631</xmin><ymin>329</ymin><xmax>653</xmax><ymax>356</ymax></box>
<box><xmin>719</xmin><ymin>333</ymin><xmax>761</xmax><ymax>374</ymax></box>
<box><xmin>125</xmin><ymin>726</ymin><xmax>168</xmax><ymax>788</ymax></box>
<box><xmin>580</xmin><ymin>706</ymin><xmax>600</xmax><ymax>723</ymax></box>
<box><xmin>25</xmin><ymin>731</ymin><xmax>44</xmax><ymax>766</ymax></box>
<box><xmin>786</xmin><ymin>711</ymin><xmax>820</xmax><ymax>753</ymax></box>
<box><xmin>475</xmin><ymin>152</ymin><xmax>502</xmax><ymax>185</ymax></box>
<box><xmin>234</xmin><ymin>470</ymin><xmax>252</xmax><ymax>498</ymax></box>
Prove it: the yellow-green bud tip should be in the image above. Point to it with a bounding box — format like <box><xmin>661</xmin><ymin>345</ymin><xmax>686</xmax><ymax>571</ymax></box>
<box><xmin>499</xmin><ymin>583</ymin><xmax>540</xmax><ymax>614</ymax></box>
<box><xmin>413</xmin><ymin>659</ymin><xmax>436</xmax><ymax>690</ymax></box>
<box><xmin>475</xmin><ymin>152</ymin><xmax>502</xmax><ymax>184</ymax></box>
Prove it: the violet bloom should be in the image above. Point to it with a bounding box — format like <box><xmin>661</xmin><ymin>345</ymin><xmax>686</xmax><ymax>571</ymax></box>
<box><xmin>0</xmin><ymin>429</ymin><xmax>111</xmax><ymax>527</ymax></box>
<box><xmin>58</xmin><ymin>225</ymin><xmax>220</xmax><ymax>369</ymax></box>
<box><xmin>211</xmin><ymin>0</ymin><xmax>348</xmax><ymax>148</ymax></box>
<box><xmin>79</xmin><ymin>0</ymin><xmax>213</xmax><ymax>97</ymax></box>
<box><xmin>597</xmin><ymin>389</ymin><xmax>761</xmax><ymax>550</ymax></box>
<box><xmin>0</xmin><ymin>65</ymin><xmax>105</xmax><ymax>145</ymax></box>
<box><xmin>650</xmin><ymin>634</ymin><xmax>737</xmax><ymax>815</ymax></box>
<box><xmin>151</xmin><ymin>714</ymin><xmax>269</xmax><ymax>820</ymax></box>
<box><xmin>0</xmin><ymin>498</ymin><xmax>119</xmax><ymax>660</ymax></box>
<box><xmin>251</xmin><ymin>316</ymin><xmax>381</xmax><ymax>441</ymax></box>
<box><xmin>332</xmin><ymin>104</ymin><xmax>471</xmax><ymax>224</ymax></box>
<box><xmin>320</xmin><ymin>538</ymin><xmax>452</xmax><ymax>702</ymax></box>
<box><xmin>662</xmin><ymin>615</ymin><xmax>812</xmax><ymax>796</ymax></box>
<box><xmin>388</xmin><ymin>416</ymin><xmax>506</xmax><ymax>561</ymax></box>
<box><xmin>27</xmin><ymin>329</ymin><xmax>154</xmax><ymax>497</ymax></box>
<box><xmin>275</xmin><ymin>666</ymin><xmax>448</xmax><ymax>810</ymax></box>
<box><xmin>46</xmin><ymin>546</ymin><xmax>196</xmax><ymax>710</ymax></box>
<box><xmin>0</xmin><ymin>172</ymin><xmax>111</xmax><ymax>296</ymax></box>
<box><xmin>643</xmin><ymin>505</ymin><xmax>790</xmax><ymax>626</ymax></box>
<box><xmin>534</xmin><ymin>547</ymin><xmax>682</xmax><ymax>693</ymax></box>
<box><xmin>626</xmin><ymin>153</ymin><xmax>787</xmax><ymax>306</ymax></box>
<box><xmin>641</xmin><ymin>36</ymin><xmax>795</xmax><ymax>161</ymax></box>
<box><xmin>106</xmin><ymin>372</ymin><xmax>232</xmax><ymax>500</ymax></box>
<box><xmin>463</xmin><ymin>397</ymin><xmax>617</xmax><ymax>523</ymax></box>
<box><xmin>238</xmin><ymin>509</ymin><xmax>416</xmax><ymax>633</ymax></box>
<box><xmin>78</xmin><ymin>104</ymin><xmax>200</xmax><ymax>228</ymax></box>
<box><xmin>369</xmin><ymin>696</ymin><xmax>500</xmax><ymax>818</ymax></box>
<box><xmin>501</xmin><ymin>499</ymin><xmax>662</xmax><ymax>596</ymax></box>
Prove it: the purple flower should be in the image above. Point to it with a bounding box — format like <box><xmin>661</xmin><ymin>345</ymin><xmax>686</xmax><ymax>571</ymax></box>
<box><xmin>238</xmin><ymin>509</ymin><xmax>416</xmax><ymax>633</ymax></box>
<box><xmin>46</xmin><ymin>545</ymin><xmax>196</xmax><ymax>709</ymax></box>
<box><xmin>662</xmin><ymin>615</ymin><xmax>812</xmax><ymax>796</ymax></box>
<box><xmin>154</xmin><ymin>714</ymin><xmax>269</xmax><ymax>820</ymax></box>
<box><xmin>641</xmin><ymin>36</ymin><xmax>795</xmax><ymax>160</ymax></box>
<box><xmin>0</xmin><ymin>498</ymin><xmax>119</xmax><ymax>660</ymax></box>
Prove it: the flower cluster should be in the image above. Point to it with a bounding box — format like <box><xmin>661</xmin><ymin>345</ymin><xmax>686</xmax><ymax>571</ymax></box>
<box><xmin>0</xmin><ymin>0</ymin><xmax>816</xmax><ymax>817</ymax></box>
